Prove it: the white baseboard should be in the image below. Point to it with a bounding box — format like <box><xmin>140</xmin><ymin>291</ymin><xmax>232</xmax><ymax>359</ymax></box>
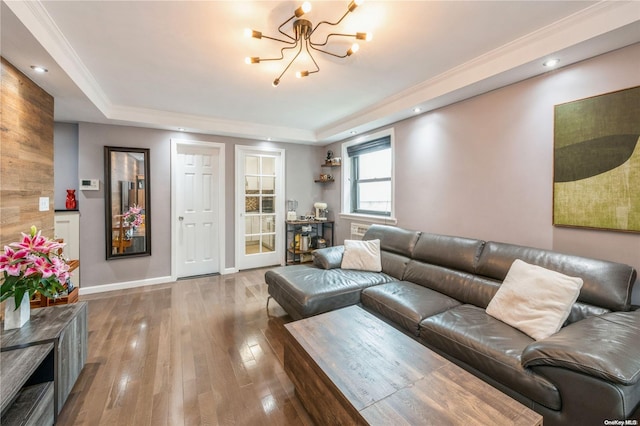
<box><xmin>79</xmin><ymin>275</ymin><xmax>174</xmax><ymax>295</ymax></box>
<box><xmin>223</xmin><ymin>267</ymin><xmax>237</xmax><ymax>275</ymax></box>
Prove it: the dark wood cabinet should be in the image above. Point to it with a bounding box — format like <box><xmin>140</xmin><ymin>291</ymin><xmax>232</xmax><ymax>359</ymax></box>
<box><xmin>1</xmin><ymin>302</ymin><xmax>88</xmax><ymax>423</ymax></box>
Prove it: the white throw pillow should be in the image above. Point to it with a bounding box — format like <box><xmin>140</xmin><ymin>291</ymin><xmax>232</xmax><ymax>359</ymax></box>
<box><xmin>340</xmin><ymin>239</ymin><xmax>382</xmax><ymax>272</ymax></box>
<box><xmin>486</xmin><ymin>259</ymin><xmax>583</xmax><ymax>341</ymax></box>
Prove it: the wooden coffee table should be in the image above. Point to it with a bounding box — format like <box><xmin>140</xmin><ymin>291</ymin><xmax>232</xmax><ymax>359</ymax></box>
<box><xmin>284</xmin><ymin>305</ymin><xmax>543</xmax><ymax>425</ymax></box>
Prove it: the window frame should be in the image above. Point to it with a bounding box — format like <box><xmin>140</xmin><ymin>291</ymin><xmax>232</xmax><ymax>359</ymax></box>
<box><xmin>341</xmin><ymin>129</ymin><xmax>396</xmax><ymax>223</ymax></box>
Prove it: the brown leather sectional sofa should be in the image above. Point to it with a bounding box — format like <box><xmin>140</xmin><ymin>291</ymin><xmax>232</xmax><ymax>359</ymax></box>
<box><xmin>265</xmin><ymin>224</ymin><xmax>640</xmax><ymax>425</ymax></box>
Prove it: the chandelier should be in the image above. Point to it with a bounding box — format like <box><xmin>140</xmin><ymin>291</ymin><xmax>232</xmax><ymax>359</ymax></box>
<box><xmin>244</xmin><ymin>1</ymin><xmax>372</xmax><ymax>87</ymax></box>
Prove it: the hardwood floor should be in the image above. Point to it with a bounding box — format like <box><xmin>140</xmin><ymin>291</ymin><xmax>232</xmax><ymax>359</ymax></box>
<box><xmin>57</xmin><ymin>268</ymin><xmax>313</xmax><ymax>426</ymax></box>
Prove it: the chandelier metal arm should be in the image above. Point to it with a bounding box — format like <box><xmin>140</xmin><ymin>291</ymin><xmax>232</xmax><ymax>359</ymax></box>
<box><xmin>277</xmin><ymin>15</ymin><xmax>298</xmax><ymax>42</ymax></box>
<box><xmin>261</xmin><ymin>33</ymin><xmax>297</xmax><ymax>45</ymax></box>
<box><xmin>309</xmin><ymin>32</ymin><xmax>356</xmax><ymax>47</ymax></box>
<box><xmin>275</xmin><ymin>40</ymin><xmax>305</xmax><ymax>83</ymax></box>
<box><xmin>309</xmin><ymin>10</ymin><xmax>350</xmax><ymax>37</ymax></box>
<box><xmin>304</xmin><ymin>40</ymin><xmax>320</xmax><ymax>74</ymax></box>
<box><xmin>309</xmin><ymin>43</ymin><xmax>349</xmax><ymax>59</ymax></box>
<box><xmin>259</xmin><ymin>43</ymin><xmax>299</xmax><ymax>62</ymax></box>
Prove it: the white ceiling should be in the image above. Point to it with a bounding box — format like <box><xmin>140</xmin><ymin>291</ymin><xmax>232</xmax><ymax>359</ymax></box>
<box><xmin>2</xmin><ymin>1</ymin><xmax>639</xmax><ymax>144</ymax></box>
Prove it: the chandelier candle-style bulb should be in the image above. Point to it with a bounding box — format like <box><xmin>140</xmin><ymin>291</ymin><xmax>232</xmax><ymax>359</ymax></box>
<box><xmin>245</xmin><ymin>0</ymin><xmax>373</xmax><ymax>86</ymax></box>
<box><xmin>295</xmin><ymin>1</ymin><xmax>312</xmax><ymax>17</ymax></box>
<box><xmin>244</xmin><ymin>28</ymin><xmax>263</xmax><ymax>39</ymax></box>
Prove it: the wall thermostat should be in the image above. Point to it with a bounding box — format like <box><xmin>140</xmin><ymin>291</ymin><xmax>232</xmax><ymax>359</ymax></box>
<box><xmin>80</xmin><ymin>179</ymin><xmax>99</xmax><ymax>191</ymax></box>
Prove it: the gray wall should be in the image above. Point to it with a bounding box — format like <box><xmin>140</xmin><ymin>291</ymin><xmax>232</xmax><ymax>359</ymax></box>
<box><xmin>322</xmin><ymin>43</ymin><xmax>640</xmax><ymax>304</ymax></box>
<box><xmin>76</xmin><ymin>123</ymin><xmax>319</xmax><ymax>288</ymax></box>
<box><xmin>54</xmin><ymin>123</ymin><xmax>79</xmax><ymax>210</ymax></box>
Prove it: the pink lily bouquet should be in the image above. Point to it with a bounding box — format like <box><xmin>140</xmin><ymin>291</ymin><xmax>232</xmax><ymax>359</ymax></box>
<box><xmin>0</xmin><ymin>226</ymin><xmax>70</xmax><ymax>310</ymax></box>
<box><xmin>123</xmin><ymin>205</ymin><xmax>143</xmax><ymax>228</ymax></box>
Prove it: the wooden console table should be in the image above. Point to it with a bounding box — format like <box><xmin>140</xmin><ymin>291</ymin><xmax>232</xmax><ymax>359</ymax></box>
<box><xmin>1</xmin><ymin>302</ymin><xmax>88</xmax><ymax>422</ymax></box>
<box><xmin>284</xmin><ymin>306</ymin><xmax>543</xmax><ymax>425</ymax></box>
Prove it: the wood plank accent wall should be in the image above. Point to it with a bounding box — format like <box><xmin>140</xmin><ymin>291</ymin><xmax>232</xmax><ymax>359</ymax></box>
<box><xmin>0</xmin><ymin>57</ymin><xmax>55</xmax><ymax>247</ymax></box>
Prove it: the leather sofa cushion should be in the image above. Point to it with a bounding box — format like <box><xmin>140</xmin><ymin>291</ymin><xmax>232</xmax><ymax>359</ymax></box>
<box><xmin>265</xmin><ymin>265</ymin><xmax>395</xmax><ymax>319</ymax></box>
<box><xmin>419</xmin><ymin>304</ymin><xmax>561</xmax><ymax>410</ymax></box>
<box><xmin>403</xmin><ymin>262</ymin><xmax>500</xmax><ymax>308</ymax></box>
<box><xmin>362</xmin><ymin>281</ymin><xmax>461</xmax><ymax>336</ymax></box>
<box><xmin>363</xmin><ymin>224</ymin><xmax>421</xmax><ymax>258</ymax></box>
<box><xmin>312</xmin><ymin>245</ymin><xmax>344</xmax><ymax>269</ymax></box>
<box><xmin>411</xmin><ymin>232</ymin><xmax>485</xmax><ymax>274</ymax></box>
<box><xmin>565</xmin><ymin>301</ymin><xmax>609</xmax><ymax>325</ymax></box>
<box><xmin>522</xmin><ymin>311</ymin><xmax>640</xmax><ymax>385</ymax></box>
<box><xmin>380</xmin><ymin>251</ymin><xmax>412</xmax><ymax>281</ymax></box>
<box><xmin>476</xmin><ymin>241</ymin><xmax>637</xmax><ymax>311</ymax></box>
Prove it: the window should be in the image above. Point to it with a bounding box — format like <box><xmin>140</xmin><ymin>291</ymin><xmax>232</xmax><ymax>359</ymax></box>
<box><xmin>343</xmin><ymin>133</ymin><xmax>393</xmax><ymax>217</ymax></box>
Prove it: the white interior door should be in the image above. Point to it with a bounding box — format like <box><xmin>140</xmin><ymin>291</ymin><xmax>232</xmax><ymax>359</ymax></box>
<box><xmin>175</xmin><ymin>144</ymin><xmax>221</xmax><ymax>277</ymax></box>
<box><xmin>236</xmin><ymin>146</ymin><xmax>284</xmax><ymax>270</ymax></box>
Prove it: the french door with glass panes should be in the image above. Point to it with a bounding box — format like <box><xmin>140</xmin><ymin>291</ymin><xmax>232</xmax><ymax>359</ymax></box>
<box><xmin>235</xmin><ymin>146</ymin><xmax>284</xmax><ymax>270</ymax></box>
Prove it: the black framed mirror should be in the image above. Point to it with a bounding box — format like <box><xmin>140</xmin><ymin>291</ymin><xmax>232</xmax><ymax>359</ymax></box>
<box><xmin>105</xmin><ymin>146</ymin><xmax>151</xmax><ymax>259</ymax></box>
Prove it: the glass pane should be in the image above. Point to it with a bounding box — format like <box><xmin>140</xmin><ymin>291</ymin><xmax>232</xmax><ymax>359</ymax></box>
<box><xmin>357</xmin><ymin>181</ymin><xmax>391</xmax><ymax>213</ymax></box>
<box><xmin>245</xmin><ymin>196</ymin><xmax>259</xmax><ymax>213</ymax></box>
<box><xmin>245</xmin><ymin>235</ymin><xmax>260</xmax><ymax>255</ymax></box>
<box><xmin>245</xmin><ymin>215</ymin><xmax>260</xmax><ymax>235</ymax></box>
<box><xmin>245</xmin><ymin>176</ymin><xmax>259</xmax><ymax>194</ymax></box>
<box><xmin>262</xmin><ymin>234</ymin><xmax>275</xmax><ymax>253</ymax></box>
<box><xmin>245</xmin><ymin>156</ymin><xmax>260</xmax><ymax>174</ymax></box>
<box><xmin>262</xmin><ymin>214</ymin><xmax>276</xmax><ymax>233</ymax></box>
<box><xmin>262</xmin><ymin>157</ymin><xmax>276</xmax><ymax>176</ymax></box>
<box><xmin>262</xmin><ymin>176</ymin><xmax>275</xmax><ymax>194</ymax></box>
<box><xmin>358</xmin><ymin>149</ymin><xmax>391</xmax><ymax>180</ymax></box>
<box><xmin>262</xmin><ymin>196</ymin><xmax>275</xmax><ymax>213</ymax></box>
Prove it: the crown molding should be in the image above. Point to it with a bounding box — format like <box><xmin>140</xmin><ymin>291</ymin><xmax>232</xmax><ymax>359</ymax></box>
<box><xmin>108</xmin><ymin>105</ymin><xmax>317</xmax><ymax>143</ymax></box>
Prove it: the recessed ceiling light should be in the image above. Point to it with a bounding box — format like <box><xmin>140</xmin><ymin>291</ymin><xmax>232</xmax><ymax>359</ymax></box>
<box><xmin>543</xmin><ymin>59</ymin><xmax>559</xmax><ymax>68</ymax></box>
<box><xmin>30</xmin><ymin>65</ymin><xmax>48</xmax><ymax>73</ymax></box>
<box><xmin>413</xmin><ymin>107</ymin><xmax>422</xmax><ymax>113</ymax></box>
<box><xmin>266</xmin><ymin>137</ymin><xmax>272</xmax><ymax>141</ymax></box>
<box><xmin>178</xmin><ymin>127</ymin><xmax>185</xmax><ymax>131</ymax></box>
<box><xmin>350</xmin><ymin>131</ymin><xmax>358</xmax><ymax>135</ymax></box>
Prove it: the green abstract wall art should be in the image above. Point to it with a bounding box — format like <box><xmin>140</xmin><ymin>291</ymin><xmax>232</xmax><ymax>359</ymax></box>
<box><xmin>553</xmin><ymin>86</ymin><xmax>640</xmax><ymax>233</ymax></box>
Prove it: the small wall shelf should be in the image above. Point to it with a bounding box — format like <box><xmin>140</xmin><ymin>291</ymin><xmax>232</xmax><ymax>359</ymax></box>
<box><xmin>315</xmin><ymin>162</ymin><xmax>340</xmax><ymax>183</ymax></box>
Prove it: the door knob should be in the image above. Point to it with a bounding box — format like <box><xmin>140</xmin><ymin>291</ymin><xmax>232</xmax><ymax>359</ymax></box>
<box><xmin>178</xmin><ymin>216</ymin><xmax>184</xmax><ymax>221</ymax></box>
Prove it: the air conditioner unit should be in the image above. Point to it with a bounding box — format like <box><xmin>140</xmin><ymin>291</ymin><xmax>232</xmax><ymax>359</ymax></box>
<box><xmin>350</xmin><ymin>223</ymin><xmax>371</xmax><ymax>240</ymax></box>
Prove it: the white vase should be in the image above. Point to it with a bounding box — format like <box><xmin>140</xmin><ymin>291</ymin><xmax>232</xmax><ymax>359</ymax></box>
<box><xmin>4</xmin><ymin>293</ymin><xmax>30</xmax><ymax>330</ymax></box>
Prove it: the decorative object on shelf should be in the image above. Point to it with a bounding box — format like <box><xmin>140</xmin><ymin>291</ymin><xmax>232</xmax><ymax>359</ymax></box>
<box><xmin>0</xmin><ymin>226</ymin><xmax>71</xmax><ymax>329</ymax></box>
<box><xmin>326</xmin><ymin>150</ymin><xmax>334</xmax><ymax>163</ymax></box>
<box><xmin>65</xmin><ymin>189</ymin><xmax>77</xmax><ymax>210</ymax></box>
<box><xmin>314</xmin><ymin>202</ymin><xmax>328</xmax><ymax>220</ymax></box>
<box><xmin>244</xmin><ymin>0</ymin><xmax>373</xmax><ymax>86</ymax></box>
<box><xmin>287</xmin><ymin>199</ymin><xmax>299</xmax><ymax>221</ymax></box>
<box><xmin>330</xmin><ymin>157</ymin><xmax>341</xmax><ymax>166</ymax></box>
